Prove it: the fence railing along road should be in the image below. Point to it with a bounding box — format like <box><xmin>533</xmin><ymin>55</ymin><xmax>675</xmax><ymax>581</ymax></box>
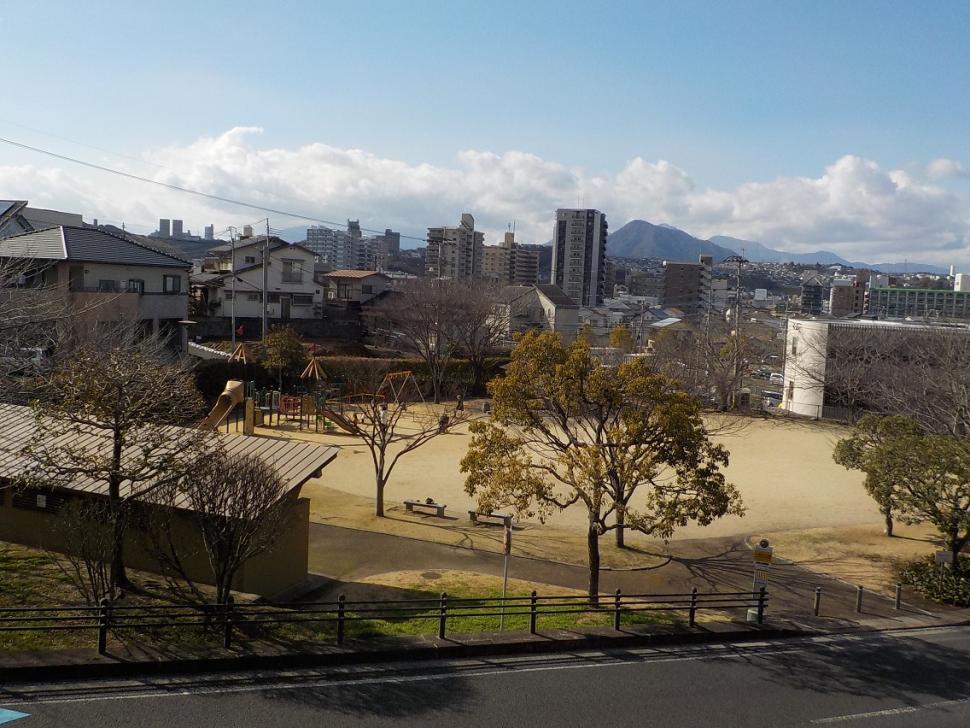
<box><xmin>0</xmin><ymin>588</ymin><xmax>768</xmax><ymax>655</ymax></box>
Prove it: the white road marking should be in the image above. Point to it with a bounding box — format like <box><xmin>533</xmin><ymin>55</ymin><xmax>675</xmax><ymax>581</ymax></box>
<box><xmin>811</xmin><ymin>697</ymin><xmax>970</xmax><ymax>723</ymax></box>
<box><xmin>1</xmin><ymin>644</ymin><xmax>808</xmax><ymax>708</ymax></box>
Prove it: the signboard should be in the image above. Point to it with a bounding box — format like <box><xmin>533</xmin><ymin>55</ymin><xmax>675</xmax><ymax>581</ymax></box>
<box><xmin>752</xmin><ymin>538</ymin><xmax>772</xmax><ymax>591</ymax></box>
<box><xmin>935</xmin><ymin>551</ymin><xmax>954</xmax><ymax>564</ymax></box>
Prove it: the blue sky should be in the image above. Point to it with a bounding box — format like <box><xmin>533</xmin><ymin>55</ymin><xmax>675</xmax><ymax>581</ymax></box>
<box><xmin>2</xmin><ymin>1</ymin><xmax>969</xmax><ymax>263</ymax></box>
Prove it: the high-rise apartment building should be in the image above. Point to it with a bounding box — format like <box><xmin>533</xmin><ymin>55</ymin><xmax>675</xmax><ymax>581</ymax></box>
<box><xmin>306</xmin><ymin>221</ymin><xmax>358</xmax><ymax>269</ymax></box>
<box><xmin>158</xmin><ymin>218</ymin><xmax>171</xmax><ymax>238</ymax></box>
<box><xmin>551</xmin><ymin>209</ymin><xmax>607</xmax><ymax>307</ymax></box>
<box><xmin>426</xmin><ymin>213</ymin><xmax>484</xmax><ymax>279</ymax></box>
<box><xmin>482</xmin><ymin>231</ymin><xmax>539</xmax><ymax>285</ymax></box>
<box><xmin>658</xmin><ymin>255</ymin><xmax>713</xmax><ymax>316</ymax></box>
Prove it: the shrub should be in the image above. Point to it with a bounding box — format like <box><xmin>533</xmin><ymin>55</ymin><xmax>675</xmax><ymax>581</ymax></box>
<box><xmin>898</xmin><ymin>555</ymin><xmax>970</xmax><ymax>606</ymax></box>
<box><xmin>192</xmin><ymin>359</ymin><xmax>272</xmax><ymax>403</ymax></box>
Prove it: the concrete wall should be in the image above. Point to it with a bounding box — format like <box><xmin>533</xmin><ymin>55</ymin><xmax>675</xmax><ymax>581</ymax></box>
<box><xmin>0</xmin><ymin>487</ymin><xmax>311</xmax><ymax>599</ymax></box>
<box><xmin>781</xmin><ymin>319</ymin><xmax>828</xmax><ymax>418</ymax></box>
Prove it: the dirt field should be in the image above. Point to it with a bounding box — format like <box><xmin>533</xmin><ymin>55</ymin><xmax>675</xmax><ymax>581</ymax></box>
<box><xmin>267</xmin><ymin>411</ymin><xmax>879</xmax><ymax>541</ymax></box>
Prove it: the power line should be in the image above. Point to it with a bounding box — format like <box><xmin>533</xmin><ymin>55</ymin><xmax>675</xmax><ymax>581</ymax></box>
<box><xmin>0</xmin><ymin>135</ymin><xmax>431</xmax><ymax>244</ymax></box>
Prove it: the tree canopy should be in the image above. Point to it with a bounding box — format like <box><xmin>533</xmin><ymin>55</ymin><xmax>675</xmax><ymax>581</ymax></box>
<box><xmin>461</xmin><ymin>330</ymin><xmax>742</xmax><ymax>599</ymax></box>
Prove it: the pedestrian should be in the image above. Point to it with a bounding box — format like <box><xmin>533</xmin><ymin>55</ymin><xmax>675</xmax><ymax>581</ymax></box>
<box><xmin>456</xmin><ymin>393</ymin><xmax>464</xmax><ymax>412</ymax></box>
<box><xmin>438</xmin><ymin>412</ymin><xmax>449</xmax><ymax>433</ymax></box>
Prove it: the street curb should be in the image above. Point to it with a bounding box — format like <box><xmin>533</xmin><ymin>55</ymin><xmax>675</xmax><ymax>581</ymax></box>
<box><xmin>0</xmin><ymin>624</ymin><xmax>803</xmax><ymax>684</ymax></box>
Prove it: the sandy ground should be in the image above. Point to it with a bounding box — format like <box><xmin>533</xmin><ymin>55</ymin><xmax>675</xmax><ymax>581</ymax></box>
<box><xmin>266</xmin><ymin>411</ymin><xmax>877</xmax><ymax>540</ymax></box>
<box><xmin>761</xmin><ymin>523</ymin><xmax>942</xmax><ymax>595</ymax></box>
<box><xmin>254</xmin><ymin>409</ymin><xmax>946</xmax><ymax>591</ymax></box>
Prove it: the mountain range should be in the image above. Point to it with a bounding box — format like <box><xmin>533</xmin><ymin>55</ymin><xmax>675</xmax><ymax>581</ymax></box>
<box><xmin>608</xmin><ymin>219</ymin><xmax>949</xmax><ymax>275</ymax></box>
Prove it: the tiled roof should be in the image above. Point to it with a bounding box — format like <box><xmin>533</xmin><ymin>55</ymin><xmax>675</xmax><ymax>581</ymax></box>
<box><xmin>323</xmin><ymin>269</ymin><xmax>387</xmax><ymax>279</ymax></box>
<box><xmin>0</xmin><ymin>403</ymin><xmax>337</xmax><ymax>512</ymax></box>
<box><xmin>0</xmin><ymin>226</ymin><xmax>191</xmax><ymax>268</ymax></box>
<box><xmin>535</xmin><ymin>284</ymin><xmax>578</xmax><ymax>307</ymax></box>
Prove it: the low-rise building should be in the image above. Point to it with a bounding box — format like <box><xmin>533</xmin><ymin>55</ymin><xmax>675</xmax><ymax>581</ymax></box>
<box><xmin>0</xmin><ymin>225</ymin><xmax>190</xmax><ymax>335</ymax></box>
<box><xmin>0</xmin><ymin>200</ymin><xmax>84</xmax><ymax>238</ymax></box>
<box><xmin>865</xmin><ymin>286</ymin><xmax>970</xmax><ymax>320</ymax></box>
<box><xmin>497</xmin><ymin>284</ymin><xmax>579</xmax><ymax>344</ymax></box>
<box><xmin>192</xmin><ymin>236</ymin><xmax>322</xmax><ymax>321</ymax></box>
<box><xmin>318</xmin><ymin>269</ymin><xmax>390</xmax><ymax>304</ymax></box>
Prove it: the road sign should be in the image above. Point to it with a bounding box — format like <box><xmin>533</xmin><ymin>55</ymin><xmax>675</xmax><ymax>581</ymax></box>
<box><xmin>0</xmin><ymin>710</ymin><xmax>29</xmax><ymax>725</ymax></box>
<box><xmin>935</xmin><ymin>551</ymin><xmax>954</xmax><ymax>564</ymax></box>
<box><xmin>752</xmin><ymin>538</ymin><xmax>774</xmax><ymax>565</ymax></box>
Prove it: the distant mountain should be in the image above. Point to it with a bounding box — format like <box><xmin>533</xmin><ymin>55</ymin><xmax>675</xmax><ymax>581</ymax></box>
<box><xmin>711</xmin><ymin>235</ymin><xmax>950</xmax><ymax>274</ymax></box>
<box><xmin>710</xmin><ymin>236</ymin><xmax>850</xmax><ymax>266</ymax></box>
<box><xmin>607</xmin><ymin>220</ymin><xmax>735</xmax><ymax>261</ymax></box>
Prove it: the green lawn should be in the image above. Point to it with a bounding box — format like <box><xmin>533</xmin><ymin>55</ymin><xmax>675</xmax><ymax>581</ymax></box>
<box><xmin>0</xmin><ymin>545</ymin><xmax>677</xmax><ymax>654</ymax></box>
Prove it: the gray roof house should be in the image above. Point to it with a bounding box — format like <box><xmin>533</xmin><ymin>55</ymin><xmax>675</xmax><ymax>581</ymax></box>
<box><xmin>0</xmin><ymin>225</ymin><xmax>192</xmax><ymax>334</ymax></box>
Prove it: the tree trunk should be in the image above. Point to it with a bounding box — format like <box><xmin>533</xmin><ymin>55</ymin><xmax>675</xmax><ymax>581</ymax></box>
<box><xmin>882</xmin><ymin>506</ymin><xmax>894</xmax><ymax>537</ymax></box>
<box><xmin>375</xmin><ymin>477</ymin><xmax>385</xmax><ymax>518</ymax></box>
<box><xmin>587</xmin><ymin>524</ymin><xmax>600</xmax><ymax>605</ymax></box>
<box><xmin>614</xmin><ymin>480</ymin><xmax>625</xmax><ymax>548</ymax></box>
<box><xmin>109</xmin><ymin>432</ymin><xmax>130</xmax><ymax>589</ymax></box>
<box><xmin>951</xmin><ymin>530</ymin><xmax>966</xmax><ymax>575</ymax></box>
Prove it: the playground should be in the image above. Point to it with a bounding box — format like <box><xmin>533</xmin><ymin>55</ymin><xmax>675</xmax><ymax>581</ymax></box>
<box><xmin>195</xmin><ymin>351</ymin><xmax>922</xmax><ymax>591</ymax></box>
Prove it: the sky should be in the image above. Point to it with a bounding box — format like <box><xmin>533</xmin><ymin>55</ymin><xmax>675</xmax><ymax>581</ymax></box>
<box><xmin>1</xmin><ymin>0</ymin><xmax>969</xmax><ymax>264</ymax></box>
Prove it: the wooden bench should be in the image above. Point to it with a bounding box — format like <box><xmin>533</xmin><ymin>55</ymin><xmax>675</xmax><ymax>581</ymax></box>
<box><xmin>404</xmin><ymin>499</ymin><xmax>447</xmax><ymax>517</ymax></box>
<box><xmin>468</xmin><ymin>510</ymin><xmax>513</xmax><ymax>527</ymax></box>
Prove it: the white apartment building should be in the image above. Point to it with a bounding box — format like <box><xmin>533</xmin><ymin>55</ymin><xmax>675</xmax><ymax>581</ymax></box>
<box><xmin>194</xmin><ymin>237</ymin><xmax>322</xmax><ymax>321</ymax></box>
<box><xmin>551</xmin><ymin>208</ymin><xmax>607</xmax><ymax>307</ymax></box>
<box><xmin>426</xmin><ymin>213</ymin><xmax>484</xmax><ymax>279</ymax></box>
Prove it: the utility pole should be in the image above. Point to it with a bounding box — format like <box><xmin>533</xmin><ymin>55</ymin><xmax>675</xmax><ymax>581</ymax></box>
<box><xmin>230</xmin><ymin>227</ymin><xmax>237</xmax><ymax>347</ymax></box>
<box><xmin>262</xmin><ymin>218</ymin><xmax>269</xmax><ymax>341</ymax></box>
<box><xmin>723</xmin><ymin>254</ymin><xmax>748</xmax><ymax>407</ymax></box>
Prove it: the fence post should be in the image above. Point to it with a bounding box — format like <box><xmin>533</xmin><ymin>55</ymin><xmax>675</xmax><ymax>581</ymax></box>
<box><xmin>529</xmin><ymin>591</ymin><xmax>538</xmax><ymax>635</ymax></box>
<box><xmin>813</xmin><ymin>587</ymin><xmax>821</xmax><ymax>617</ymax></box>
<box><xmin>438</xmin><ymin>592</ymin><xmax>447</xmax><ymax>639</ymax></box>
<box><xmin>855</xmin><ymin>585</ymin><xmax>864</xmax><ymax>613</ymax></box>
<box><xmin>97</xmin><ymin>597</ymin><xmax>110</xmax><ymax>655</ymax></box>
<box><xmin>223</xmin><ymin>596</ymin><xmax>234</xmax><ymax>649</ymax></box>
<box><xmin>894</xmin><ymin>583</ymin><xmax>902</xmax><ymax>610</ymax></box>
<box><xmin>757</xmin><ymin>587</ymin><xmax>766</xmax><ymax>625</ymax></box>
<box><xmin>688</xmin><ymin>587</ymin><xmax>698</xmax><ymax>628</ymax></box>
<box><xmin>613</xmin><ymin>589</ymin><xmax>622</xmax><ymax>631</ymax></box>
<box><xmin>337</xmin><ymin>594</ymin><xmax>346</xmax><ymax>645</ymax></box>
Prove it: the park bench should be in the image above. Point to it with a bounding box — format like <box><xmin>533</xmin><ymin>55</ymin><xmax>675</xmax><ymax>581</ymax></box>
<box><xmin>468</xmin><ymin>510</ymin><xmax>513</xmax><ymax>527</ymax></box>
<box><xmin>404</xmin><ymin>499</ymin><xmax>447</xmax><ymax>517</ymax></box>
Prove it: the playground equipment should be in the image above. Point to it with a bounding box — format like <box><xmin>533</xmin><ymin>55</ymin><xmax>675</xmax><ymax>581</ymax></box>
<box><xmin>199</xmin><ymin>380</ymin><xmax>246</xmax><ymax>430</ymax></box>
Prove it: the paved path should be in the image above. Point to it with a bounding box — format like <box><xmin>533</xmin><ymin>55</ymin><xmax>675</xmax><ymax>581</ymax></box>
<box><xmin>306</xmin><ymin>523</ymin><xmax>948</xmax><ymax>624</ymax></box>
<box><xmin>8</xmin><ymin>626</ymin><xmax>970</xmax><ymax>726</ymax></box>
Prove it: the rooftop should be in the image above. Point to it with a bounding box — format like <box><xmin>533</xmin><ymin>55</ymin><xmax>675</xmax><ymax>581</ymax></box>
<box><xmin>0</xmin><ymin>403</ymin><xmax>337</xmax><ymax>511</ymax></box>
<box><xmin>0</xmin><ymin>226</ymin><xmax>191</xmax><ymax>268</ymax></box>
<box><xmin>323</xmin><ymin>269</ymin><xmax>389</xmax><ymax>279</ymax></box>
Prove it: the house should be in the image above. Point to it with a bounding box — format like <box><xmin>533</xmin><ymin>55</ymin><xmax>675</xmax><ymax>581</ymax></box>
<box><xmin>192</xmin><ymin>236</ymin><xmax>322</xmax><ymax>321</ymax></box>
<box><xmin>0</xmin><ymin>225</ymin><xmax>191</xmax><ymax>335</ymax></box>
<box><xmin>0</xmin><ymin>200</ymin><xmax>84</xmax><ymax>238</ymax></box>
<box><xmin>497</xmin><ymin>283</ymin><xmax>579</xmax><ymax>344</ymax></box>
<box><xmin>317</xmin><ymin>269</ymin><xmax>390</xmax><ymax>304</ymax></box>
<box><xmin>0</xmin><ymin>403</ymin><xmax>337</xmax><ymax>598</ymax></box>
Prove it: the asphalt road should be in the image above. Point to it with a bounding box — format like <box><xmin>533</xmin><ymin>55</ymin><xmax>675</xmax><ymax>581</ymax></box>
<box><xmin>5</xmin><ymin>626</ymin><xmax>970</xmax><ymax>727</ymax></box>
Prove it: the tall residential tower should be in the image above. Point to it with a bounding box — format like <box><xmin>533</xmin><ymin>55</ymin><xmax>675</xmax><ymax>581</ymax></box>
<box><xmin>426</xmin><ymin>213</ymin><xmax>484</xmax><ymax>279</ymax></box>
<box><xmin>551</xmin><ymin>208</ymin><xmax>607</xmax><ymax>307</ymax></box>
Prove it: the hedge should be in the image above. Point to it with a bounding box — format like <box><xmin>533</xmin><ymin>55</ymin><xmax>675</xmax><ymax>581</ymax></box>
<box><xmin>898</xmin><ymin>555</ymin><xmax>970</xmax><ymax>607</ymax></box>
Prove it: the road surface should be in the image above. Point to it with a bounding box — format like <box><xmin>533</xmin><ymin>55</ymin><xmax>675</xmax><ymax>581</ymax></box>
<box><xmin>4</xmin><ymin>626</ymin><xmax>970</xmax><ymax>727</ymax></box>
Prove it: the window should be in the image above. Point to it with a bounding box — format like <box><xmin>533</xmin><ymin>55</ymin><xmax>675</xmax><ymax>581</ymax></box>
<box><xmin>97</xmin><ymin>279</ymin><xmax>117</xmax><ymax>292</ymax></box>
<box><xmin>244</xmin><ymin>255</ymin><xmax>256</xmax><ymax>264</ymax></box>
<box><xmin>163</xmin><ymin>275</ymin><xmax>181</xmax><ymax>293</ymax></box>
<box><xmin>338</xmin><ymin>283</ymin><xmax>352</xmax><ymax>299</ymax></box>
<box><xmin>126</xmin><ymin>279</ymin><xmax>145</xmax><ymax>294</ymax></box>
<box><xmin>281</xmin><ymin>259</ymin><xmax>302</xmax><ymax>283</ymax></box>
<box><xmin>790</xmin><ymin>338</ymin><xmax>798</xmax><ymax>356</ymax></box>
<box><xmin>247</xmin><ymin>293</ymin><xmax>262</xmax><ymax>302</ymax></box>
<box><xmin>292</xmin><ymin>294</ymin><xmax>313</xmax><ymax>306</ymax></box>
<box><xmin>267</xmin><ymin>293</ymin><xmax>281</xmax><ymax>303</ymax></box>
<box><xmin>223</xmin><ymin>290</ymin><xmax>233</xmax><ymax>300</ymax></box>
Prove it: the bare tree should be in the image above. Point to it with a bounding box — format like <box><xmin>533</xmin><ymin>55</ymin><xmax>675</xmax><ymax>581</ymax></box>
<box><xmin>322</xmin><ymin>369</ymin><xmax>470</xmax><ymax>517</ymax></box>
<box><xmin>372</xmin><ymin>279</ymin><xmax>463</xmax><ymax>403</ymax></box>
<box><xmin>152</xmin><ymin>450</ymin><xmax>290</xmax><ymax>605</ymax></box>
<box><xmin>21</xmin><ymin>322</ymin><xmax>208</xmax><ymax>590</ymax></box>
<box><xmin>448</xmin><ymin>279</ymin><xmax>512</xmax><ymax>395</ymax></box>
<box><xmin>792</xmin><ymin>322</ymin><xmax>970</xmax><ymax>434</ymax></box>
<box><xmin>46</xmin><ymin>498</ymin><xmax>117</xmax><ymax>605</ymax></box>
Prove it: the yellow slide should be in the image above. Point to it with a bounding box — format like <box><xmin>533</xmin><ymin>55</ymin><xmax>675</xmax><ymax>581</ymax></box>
<box><xmin>200</xmin><ymin>380</ymin><xmax>245</xmax><ymax>430</ymax></box>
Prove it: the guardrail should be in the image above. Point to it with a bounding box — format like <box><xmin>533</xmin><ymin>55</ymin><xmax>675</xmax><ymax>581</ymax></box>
<box><xmin>0</xmin><ymin>588</ymin><xmax>767</xmax><ymax>655</ymax></box>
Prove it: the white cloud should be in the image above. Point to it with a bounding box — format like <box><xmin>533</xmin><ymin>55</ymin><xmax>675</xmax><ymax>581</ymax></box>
<box><xmin>927</xmin><ymin>158</ymin><xmax>969</xmax><ymax>180</ymax></box>
<box><xmin>1</xmin><ymin>127</ymin><xmax>969</xmax><ymax>264</ymax></box>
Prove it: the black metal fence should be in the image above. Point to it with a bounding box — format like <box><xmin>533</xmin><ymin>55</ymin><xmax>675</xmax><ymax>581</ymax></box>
<box><xmin>0</xmin><ymin>588</ymin><xmax>767</xmax><ymax>655</ymax></box>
